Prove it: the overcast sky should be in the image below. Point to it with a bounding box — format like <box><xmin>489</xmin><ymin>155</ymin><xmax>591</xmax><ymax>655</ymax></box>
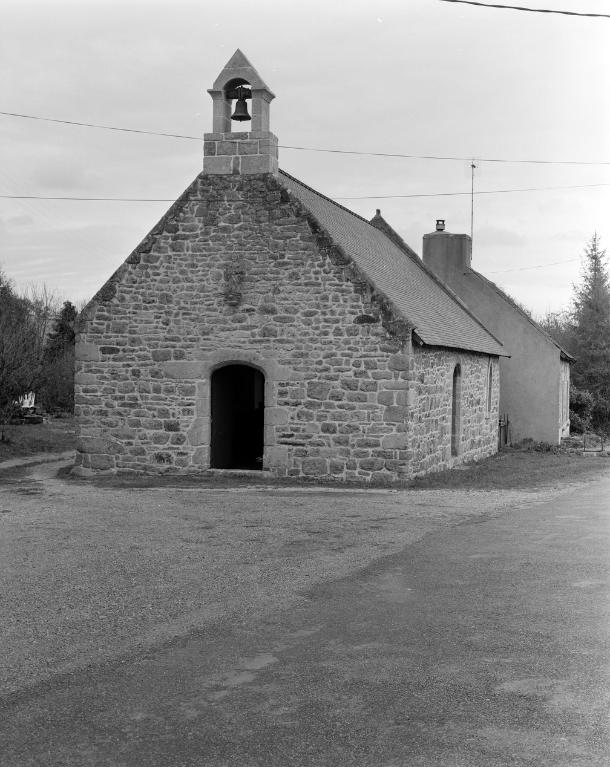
<box><xmin>1</xmin><ymin>0</ymin><xmax>608</xmax><ymax>316</ymax></box>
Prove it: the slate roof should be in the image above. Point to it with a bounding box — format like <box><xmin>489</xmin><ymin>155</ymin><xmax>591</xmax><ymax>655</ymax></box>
<box><xmin>464</xmin><ymin>269</ymin><xmax>574</xmax><ymax>361</ymax></box>
<box><xmin>279</xmin><ymin>170</ymin><xmax>507</xmax><ymax>357</ymax></box>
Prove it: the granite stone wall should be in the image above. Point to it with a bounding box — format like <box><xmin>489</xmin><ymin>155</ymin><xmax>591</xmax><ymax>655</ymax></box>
<box><xmin>74</xmin><ymin>172</ymin><xmax>498</xmax><ymax>480</ymax></box>
<box><xmin>409</xmin><ymin>350</ymin><xmax>499</xmax><ymax>477</ymax></box>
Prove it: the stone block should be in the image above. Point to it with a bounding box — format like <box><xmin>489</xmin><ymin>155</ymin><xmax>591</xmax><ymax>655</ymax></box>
<box><xmin>388</xmin><ymin>353</ymin><xmax>410</xmax><ymax>371</ymax></box>
<box><xmin>265</xmin><ymin>446</ymin><xmax>289</xmax><ymax>468</ymax></box>
<box><xmin>76</xmin><ymin>436</ymin><xmax>124</xmax><ymax>455</ymax></box>
<box><xmin>89</xmin><ymin>454</ymin><xmax>115</xmax><ymax>470</ymax></box>
<box><xmin>217</xmin><ymin>140</ymin><xmax>238</xmax><ymax>155</ymax></box>
<box><xmin>151</xmin><ymin>349</ymin><xmax>172</xmax><ymax>362</ymax></box>
<box><xmin>301</xmin><ymin>457</ymin><xmax>328</xmax><ymax>475</ymax></box>
<box><xmin>358</xmin><ymin>458</ymin><xmax>385</xmax><ymax>471</ymax></box>
<box><xmin>307</xmin><ymin>381</ymin><xmax>331</xmax><ymax>400</ymax></box>
<box><xmin>338</xmin><ymin>423</ymin><xmax>361</xmax><ymax>434</ymax></box>
<box><xmin>160</xmin><ymin>361</ymin><xmax>205</xmax><ymax>379</ymax></box>
<box><xmin>203</xmin><ymin>155</ymin><xmax>234</xmax><ymax>175</ymax></box>
<box><xmin>187</xmin><ymin>417</ymin><xmax>209</xmax><ymax>446</ymax></box>
<box><xmin>240</xmin><ymin>154</ymin><xmax>278</xmax><ymax>175</ymax></box>
<box><xmin>238</xmin><ymin>141</ymin><xmax>259</xmax><ymax>155</ymax></box>
<box><xmin>75</xmin><ymin>372</ymin><xmax>98</xmax><ymax>385</ymax></box>
<box><xmin>192</xmin><ymin>447</ymin><xmax>208</xmax><ymax>466</ymax></box>
<box><xmin>382</xmin><ymin>433</ymin><xmax>408</xmax><ymax>450</ymax></box>
<box><xmin>76</xmin><ymin>342</ymin><xmax>100</xmax><ymax>362</ymax></box>
<box><xmin>265</xmin><ymin>407</ymin><xmax>288</xmax><ymax>426</ymax></box>
<box><xmin>384</xmin><ymin>406</ymin><xmax>409</xmax><ymax>423</ymax></box>
<box><xmin>377</xmin><ymin>391</ymin><xmax>394</xmax><ymax>406</ymax></box>
<box><xmin>355</xmin><ymin>438</ymin><xmax>381</xmax><ymax>448</ymax></box>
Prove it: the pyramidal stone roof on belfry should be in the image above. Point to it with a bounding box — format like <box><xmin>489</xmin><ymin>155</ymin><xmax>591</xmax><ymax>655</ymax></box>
<box><xmin>277</xmin><ymin>170</ymin><xmax>507</xmax><ymax>357</ymax></box>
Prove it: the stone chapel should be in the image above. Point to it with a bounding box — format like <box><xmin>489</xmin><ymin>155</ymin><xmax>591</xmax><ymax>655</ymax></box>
<box><xmin>74</xmin><ymin>50</ymin><xmax>507</xmax><ymax>480</ymax></box>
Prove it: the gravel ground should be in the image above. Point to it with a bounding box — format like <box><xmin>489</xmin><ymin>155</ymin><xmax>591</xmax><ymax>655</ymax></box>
<box><xmin>0</xmin><ymin>460</ymin><xmax>602</xmax><ymax>699</ymax></box>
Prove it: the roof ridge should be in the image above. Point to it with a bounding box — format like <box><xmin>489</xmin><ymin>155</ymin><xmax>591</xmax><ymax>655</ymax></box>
<box><xmin>279</xmin><ymin>169</ymin><xmax>506</xmax><ymax>354</ymax></box>
<box><xmin>279</xmin><ymin>169</ymin><xmax>374</xmax><ymax>227</ymax></box>
<box><xmin>467</xmin><ymin>268</ymin><xmax>574</xmax><ymax>360</ymax></box>
<box><xmin>369</xmin><ymin>210</ymin><xmax>420</xmax><ymax>262</ymax></box>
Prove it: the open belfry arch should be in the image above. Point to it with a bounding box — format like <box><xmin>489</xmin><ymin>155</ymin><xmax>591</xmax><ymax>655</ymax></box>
<box><xmin>204</xmin><ymin>49</ymin><xmax>278</xmax><ymax>176</ymax></box>
<box><xmin>73</xmin><ymin>50</ymin><xmax>506</xmax><ymax>480</ymax></box>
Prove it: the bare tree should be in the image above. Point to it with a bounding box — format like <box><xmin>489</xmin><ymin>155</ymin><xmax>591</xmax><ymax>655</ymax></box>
<box><xmin>0</xmin><ymin>274</ymin><xmax>42</xmax><ymax>439</ymax></box>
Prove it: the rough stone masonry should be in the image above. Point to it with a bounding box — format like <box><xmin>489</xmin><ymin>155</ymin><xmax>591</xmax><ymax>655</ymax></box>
<box><xmin>74</xmin><ymin>171</ymin><xmax>499</xmax><ymax>481</ymax></box>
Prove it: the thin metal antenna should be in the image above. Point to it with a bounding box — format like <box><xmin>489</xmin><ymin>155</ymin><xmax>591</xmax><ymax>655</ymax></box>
<box><xmin>470</xmin><ymin>160</ymin><xmax>476</xmax><ymax>254</ymax></box>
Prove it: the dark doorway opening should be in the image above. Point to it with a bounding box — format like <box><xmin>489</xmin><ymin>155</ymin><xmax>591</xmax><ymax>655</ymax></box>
<box><xmin>210</xmin><ymin>364</ymin><xmax>264</xmax><ymax>470</ymax></box>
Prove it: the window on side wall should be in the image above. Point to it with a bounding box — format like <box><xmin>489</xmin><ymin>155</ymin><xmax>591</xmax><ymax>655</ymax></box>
<box><xmin>487</xmin><ymin>360</ymin><xmax>493</xmax><ymax>414</ymax></box>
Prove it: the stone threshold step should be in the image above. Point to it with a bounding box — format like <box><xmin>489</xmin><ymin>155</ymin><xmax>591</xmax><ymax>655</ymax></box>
<box><xmin>204</xmin><ymin>468</ymin><xmax>275</xmax><ymax>478</ymax></box>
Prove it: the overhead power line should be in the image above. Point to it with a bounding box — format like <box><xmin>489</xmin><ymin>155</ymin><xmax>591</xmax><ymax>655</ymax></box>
<box><xmin>1</xmin><ymin>182</ymin><xmax>609</xmax><ymax>203</ymax></box>
<box><xmin>438</xmin><ymin>0</ymin><xmax>610</xmax><ymax>17</ymax></box>
<box><xmin>1</xmin><ymin>110</ymin><xmax>609</xmax><ymax>167</ymax></box>
<box><xmin>280</xmin><ymin>145</ymin><xmax>610</xmax><ymax>167</ymax></box>
<box><xmin>337</xmin><ymin>182</ymin><xmax>610</xmax><ymax>199</ymax></box>
<box><xmin>488</xmin><ymin>258</ymin><xmax>580</xmax><ymax>273</ymax></box>
<box><xmin>0</xmin><ymin>111</ymin><xmax>200</xmax><ymax>141</ymax></box>
<box><xmin>0</xmin><ymin>195</ymin><xmax>175</xmax><ymax>202</ymax></box>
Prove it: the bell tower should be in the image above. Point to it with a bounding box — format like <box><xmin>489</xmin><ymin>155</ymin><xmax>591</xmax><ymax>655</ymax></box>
<box><xmin>203</xmin><ymin>50</ymin><xmax>278</xmax><ymax>176</ymax></box>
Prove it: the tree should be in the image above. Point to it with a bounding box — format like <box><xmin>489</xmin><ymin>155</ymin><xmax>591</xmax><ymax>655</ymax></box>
<box><xmin>571</xmin><ymin>234</ymin><xmax>610</xmax><ymax>432</ymax></box>
<box><xmin>38</xmin><ymin>301</ymin><xmax>78</xmax><ymax>413</ymax></box>
<box><xmin>0</xmin><ymin>273</ymin><xmax>42</xmax><ymax>438</ymax></box>
<box><xmin>537</xmin><ymin>309</ymin><xmax>576</xmax><ymax>358</ymax></box>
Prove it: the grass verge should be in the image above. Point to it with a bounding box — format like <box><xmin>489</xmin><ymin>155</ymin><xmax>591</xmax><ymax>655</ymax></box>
<box><xmin>0</xmin><ymin>417</ymin><xmax>75</xmax><ymax>461</ymax></box>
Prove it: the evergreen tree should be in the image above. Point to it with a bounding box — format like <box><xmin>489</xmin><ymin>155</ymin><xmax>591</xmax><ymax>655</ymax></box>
<box><xmin>39</xmin><ymin>301</ymin><xmax>77</xmax><ymax>413</ymax></box>
<box><xmin>44</xmin><ymin>301</ymin><xmax>77</xmax><ymax>361</ymax></box>
<box><xmin>571</xmin><ymin>234</ymin><xmax>610</xmax><ymax>431</ymax></box>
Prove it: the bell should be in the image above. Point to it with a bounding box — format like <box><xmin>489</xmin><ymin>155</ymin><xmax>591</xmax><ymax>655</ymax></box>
<box><xmin>231</xmin><ymin>96</ymin><xmax>251</xmax><ymax>122</ymax></box>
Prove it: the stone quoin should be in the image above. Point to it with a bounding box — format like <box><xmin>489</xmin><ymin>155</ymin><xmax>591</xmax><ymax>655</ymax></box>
<box><xmin>74</xmin><ymin>50</ymin><xmax>507</xmax><ymax>480</ymax></box>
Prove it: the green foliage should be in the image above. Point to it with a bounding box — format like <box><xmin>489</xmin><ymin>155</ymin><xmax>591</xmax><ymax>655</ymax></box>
<box><xmin>38</xmin><ymin>301</ymin><xmax>77</xmax><ymax>413</ymax></box>
<box><xmin>569</xmin><ymin>385</ymin><xmax>594</xmax><ymax>434</ymax></box>
<box><xmin>536</xmin><ymin>309</ymin><xmax>576</xmax><ymax>357</ymax></box>
<box><xmin>0</xmin><ymin>272</ymin><xmax>43</xmax><ymax>437</ymax></box>
<box><xmin>539</xmin><ymin>236</ymin><xmax>610</xmax><ymax>435</ymax></box>
<box><xmin>1</xmin><ymin>272</ymin><xmax>77</xmax><ymax>434</ymax></box>
<box><xmin>44</xmin><ymin>301</ymin><xmax>77</xmax><ymax>361</ymax></box>
<box><xmin>571</xmin><ymin>234</ymin><xmax>610</xmax><ymax>433</ymax></box>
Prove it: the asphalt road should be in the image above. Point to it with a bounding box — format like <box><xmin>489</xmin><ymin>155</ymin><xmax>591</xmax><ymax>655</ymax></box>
<box><xmin>2</xmin><ymin>474</ymin><xmax>608</xmax><ymax>767</ymax></box>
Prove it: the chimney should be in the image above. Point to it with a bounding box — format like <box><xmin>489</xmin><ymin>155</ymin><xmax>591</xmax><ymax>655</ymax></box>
<box><xmin>422</xmin><ymin>220</ymin><xmax>472</xmax><ymax>281</ymax></box>
<box><xmin>203</xmin><ymin>49</ymin><xmax>278</xmax><ymax>176</ymax></box>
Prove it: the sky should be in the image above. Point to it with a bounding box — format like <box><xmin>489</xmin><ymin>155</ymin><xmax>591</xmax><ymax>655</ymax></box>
<box><xmin>1</xmin><ymin>0</ymin><xmax>609</xmax><ymax>317</ymax></box>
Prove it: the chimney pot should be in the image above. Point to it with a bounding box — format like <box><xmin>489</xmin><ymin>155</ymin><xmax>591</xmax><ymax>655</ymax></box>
<box><xmin>436</xmin><ymin>219</ymin><xmax>445</xmax><ymax>232</ymax></box>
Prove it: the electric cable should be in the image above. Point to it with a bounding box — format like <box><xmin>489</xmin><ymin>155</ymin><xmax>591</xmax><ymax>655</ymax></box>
<box><xmin>438</xmin><ymin>0</ymin><xmax>610</xmax><ymax>18</ymax></box>
<box><xmin>1</xmin><ymin>181</ymin><xmax>609</xmax><ymax>203</ymax></box>
<box><xmin>1</xmin><ymin>110</ymin><xmax>609</xmax><ymax>166</ymax></box>
<box><xmin>487</xmin><ymin>258</ymin><xmax>580</xmax><ymax>273</ymax></box>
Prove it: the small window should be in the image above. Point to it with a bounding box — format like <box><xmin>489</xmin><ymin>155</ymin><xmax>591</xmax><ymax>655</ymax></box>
<box><xmin>487</xmin><ymin>361</ymin><xmax>493</xmax><ymax>413</ymax></box>
<box><xmin>451</xmin><ymin>364</ymin><xmax>461</xmax><ymax>457</ymax></box>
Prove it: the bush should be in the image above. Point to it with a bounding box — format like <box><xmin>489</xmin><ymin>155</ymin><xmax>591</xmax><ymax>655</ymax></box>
<box><xmin>569</xmin><ymin>385</ymin><xmax>594</xmax><ymax>433</ymax></box>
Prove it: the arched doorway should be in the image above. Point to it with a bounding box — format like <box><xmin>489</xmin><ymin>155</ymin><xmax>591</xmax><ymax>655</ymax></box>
<box><xmin>210</xmin><ymin>364</ymin><xmax>264</xmax><ymax>470</ymax></box>
<box><xmin>451</xmin><ymin>364</ymin><xmax>461</xmax><ymax>457</ymax></box>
